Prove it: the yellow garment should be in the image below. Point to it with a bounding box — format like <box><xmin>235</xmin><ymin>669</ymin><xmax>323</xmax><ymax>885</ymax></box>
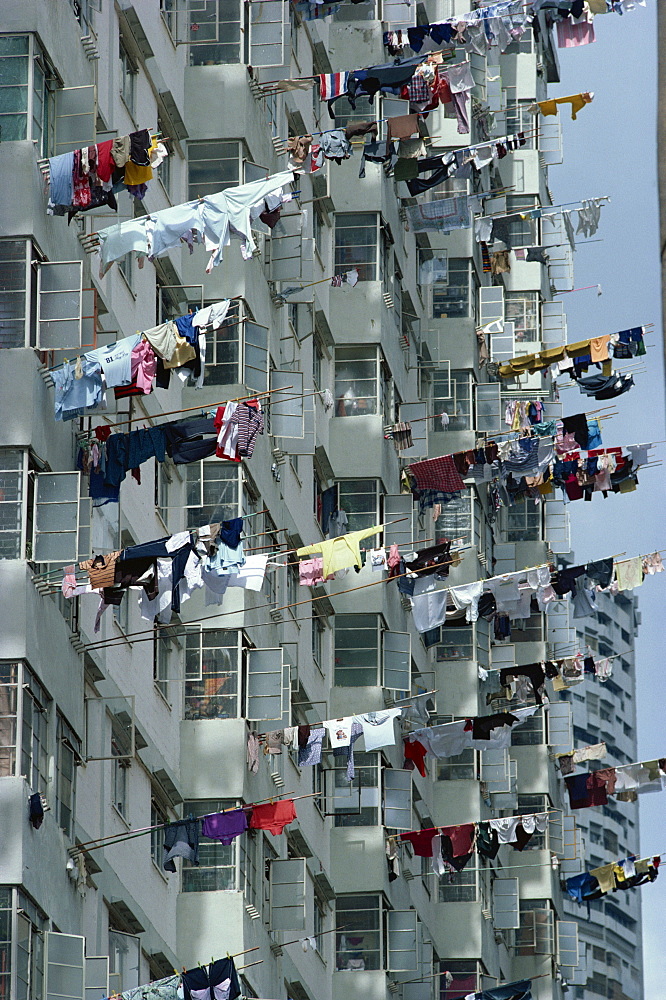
<box><xmin>590</xmin><ymin>864</ymin><xmax>616</xmax><ymax>894</ymax></box>
<box><xmin>163</xmin><ymin>333</ymin><xmax>197</xmax><ymax>369</ymax></box>
<box><xmin>613</xmin><ymin>864</ymin><xmax>627</xmax><ymax>884</ymax></box>
<box><xmin>124</xmin><ymin>138</ymin><xmax>157</xmax><ymax>185</ymax></box>
<box><xmin>537</xmin><ymin>93</ymin><xmax>593</xmax><ymax>121</ymax></box>
<box><xmin>601</xmin><ymin>359</ymin><xmax>613</xmax><ymax>376</ymax></box>
<box><xmin>297</xmin><ymin>525</ymin><xmax>382</xmax><ymax>579</ymax></box>
<box><xmin>565</xmin><ymin>338</ymin><xmax>592</xmax><ymax>358</ymax></box>
<box><xmin>588</xmin><ymin>0</ymin><xmax>607</xmax><ymax>11</ymax></box>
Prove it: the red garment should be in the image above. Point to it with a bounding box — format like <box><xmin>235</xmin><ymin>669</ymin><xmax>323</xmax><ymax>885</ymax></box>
<box><xmin>403</xmin><ymin>738</ymin><xmax>428</xmax><ymax>777</ymax></box>
<box><xmin>440</xmin><ymin>823</ymin><xmax>475</xmax><ymax>858</ymax></box>
<box><xmin>95</xmin><ymin>425</ymin><xmax>112</xmax><ymax>442</ymax></box>
<box><xmin>72</xmin><ymin>150</ymin><xmax>91</xmax><ymax>208</ymax></box>
<box><xmin>409</xmin><ymin>455</ymin><xmax>467</xmax><ymax>493</ymax></box>
<box><xmin>214</xmin><ymin>401</ymin><xmax>260</xmax><ymax>461</ymax></box>
<box><xmin>96</xmin><ymin>140</ymin><xmax>114</xmax><ymax>183</ymax></box>
<box><xmin>438</xmin><ymin>75</ymin><xmax>453</xmax><ymax>105</ymax></box>
<box><xmin>564</xmin><ymin>474</ymin><xmax>584</xmax><ymax>501</ymax></box>
<box><xmin>586</xmin><ymin>771</ymin><xmax>609</xmax><ymax>807</ymax></box>
<box><xmin>594</xmin><ymin>768</ymin><xmax>617</xmax><ymax>795</ymax></box>
<box><xmin>249</xmin><ymin>799</ymin><xmax>296</xmax><ymax>836</ymax></box>
<box><xmin>399</xmin><ymin>829</ymin><xmax>436</xmax><ymax>857</ymax></box>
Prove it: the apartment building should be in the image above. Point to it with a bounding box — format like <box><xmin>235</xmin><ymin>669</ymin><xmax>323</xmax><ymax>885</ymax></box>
<box><xmin>558</xmin><ymin>588</ymin><xmax>643</xmax><ymax>1000</ymax></box>
<box><xmin>0</xmin><ymin>2</ymin><xmax>638</xmax><ymax>999</ymax></box>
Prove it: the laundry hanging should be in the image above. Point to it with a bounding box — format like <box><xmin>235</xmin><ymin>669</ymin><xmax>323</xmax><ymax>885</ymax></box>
<box><xmin>92</xmin><ymin>170</ymin><xmax>295</xmax><ymax>273</ymax></box>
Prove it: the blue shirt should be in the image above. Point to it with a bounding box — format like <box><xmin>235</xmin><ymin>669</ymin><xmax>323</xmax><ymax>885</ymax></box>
<box><xmin>53</xmin><ymin>359</ymin><xmax>104</xmax><ymax>421</ymax></box>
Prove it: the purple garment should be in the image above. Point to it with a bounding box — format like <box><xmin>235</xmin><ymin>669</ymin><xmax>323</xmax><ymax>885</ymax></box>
<box><xmin>298</xmin><ymin>728</ymin><xmax>325</xmax><ymax>766</ymax></box>
<box><xmin>201</xmin><ymin>808</ymin><xmax>248</xmax><ymax>845</ymax></box>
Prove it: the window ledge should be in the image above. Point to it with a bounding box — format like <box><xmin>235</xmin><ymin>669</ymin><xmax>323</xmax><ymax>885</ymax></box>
<box><xmin>154</xmin><ymin>683</ymin><xmax>172</xmax><ymax>710</ymax></box>
<box><xmin>151</xmin><ymin>857</ymin><xmax>169</xmax><ymax>883</ymax></box>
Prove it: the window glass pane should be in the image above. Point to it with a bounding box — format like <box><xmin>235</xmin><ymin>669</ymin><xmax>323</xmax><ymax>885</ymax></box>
<box><xmin>0</xmin><ymin>448</ymin><xmax>24</xmax><ymax>559</ymax></box>
<box><xmin>505</xmin><ymin>291</ymin><xmax>539</xmax><ymax>343</ymax></box>
<box><xmin>182</xmin><ymin>799</ymin><xmax>237</xmax><ymax>891</ymax></box>
<box><xmin>333</xmin><ymin>752</ymin><xmax>379</xmax><ymax>827</ymax></box>
<box><xmin>188</xmin><ymin>140</ymin><xmax>240</xmax><ymax>198</ymax></box>
<box><xmin>0</xmin><ymin>239</ymin><xmax>27</xmax><ymax>349</ymax></box>
<box><xmin>184</xmin><ymin>629</ymin><xmax>239</xmax><ymax>719</ymax></box>
<box><xmin>439</xmin><ymin>867</ymin><xmax>476</xmax><ymax>902</ymax></box>
<box><xmin>432</xmin><ymin>259</ymin><xmax>470</xmax><ymax>319</ymax></box>
<box><xmin>0</xmin><ymin>887</ymin><xmax>11</xmax><ymax>999</ymax></box>
<box><xmin>0</xmin><ymin>662</ymin><xmax>19</xmax><ymax>777</ymax></box>
<box><xmin>503</xmin><ymin>500</ymin><xmax>541</xmax><ymax>542</ymax></box>
<box><xmin>185</xmin><ymin>462</ymin><xmax>239</xmax><ymax>528</ymax></box>
<box><xmin>334</xmin><ymin>213</ymin><xmax>378</xmax><ymax>281</ymax></box>
<box><xmin>505</xmin><ymin>196</ymin><xmax>539</xmax><ymax>245</ymax></box>
<box><xmin>334</xmin><ymin>346</ymin><xmax>378</xmax><ymax>416</ymax></box>
<box><xmin>335</xmin><ymin>614</ymin><xmax>379</xmax><ymax>687</ymax></box>
<box><xmin>433</xmin><ymin>371</ymin><xmax>472</xmax><ymax>431</ymax></box>
<box><xmin>337</xmin><ymin>480</ymin><xmax>379</xmax><ymax>534</ymax></box>
<box><xmin>435</xmin><ymin>628</ymin><xmax>473</xmax><ymax>662</ymax></box>
<box><xmin>336</xmin><ymin>895</ymin><xmax>381</xmax><ymax>970</ymax></box>
<box><xmin>188</xmin><ymin>0</ymin><xmax>242</xmax><ymax>65</ymax></box>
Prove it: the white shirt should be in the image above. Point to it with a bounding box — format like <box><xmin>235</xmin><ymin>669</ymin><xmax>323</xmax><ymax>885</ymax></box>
<box><xmin>356</xmin><ymin>709</ymin><xmax>402</xmax><ymax>751</ymax></box>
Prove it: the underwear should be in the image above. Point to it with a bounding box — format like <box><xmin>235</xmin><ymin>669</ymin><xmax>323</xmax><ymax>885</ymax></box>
<box><xmin>201</xmin><ymin>808</ymin><xmax>248</xmax><ymax>845</ymax></box>
<box><xmin>248</xmin><ymin>799</ymin><xmax>297</xmax><ymax>836</ymax></box>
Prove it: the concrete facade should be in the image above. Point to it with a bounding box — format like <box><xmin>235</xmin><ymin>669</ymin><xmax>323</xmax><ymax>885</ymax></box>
<box><xmin>0</xmin><ymin>2</ymin><xmax>642</xmax><ymax>999</ymax></box>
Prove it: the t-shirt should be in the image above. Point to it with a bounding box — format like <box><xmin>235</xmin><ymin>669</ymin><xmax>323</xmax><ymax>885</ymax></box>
<box><xmin>87</xmin><ymin>334</ymin><xmax>141</xmax><ymax>387</ymax></box>
<box><xmin>323</xmin><ymin>717</ymin><xmax>354</xmax><ymax>748</ymax></box>
<box><xmin>356</xmin><ymin>709</ymin><xmax>402</xmax><ymax>751</ymax></box>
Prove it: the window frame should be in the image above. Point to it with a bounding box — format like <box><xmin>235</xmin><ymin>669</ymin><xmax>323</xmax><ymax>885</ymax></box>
<box><xmin>56</xmin><ymin>715</ymin><xmax>79</xmax><ymax>839</ymax></box>
<box><xmin>335</xmin><ymin>894</ymin><xmax>384</xmax><ymax>971</ymax></box>
<box><xmin>334</xmin><ymin>613</ymin><xmax>381</xmax><ymax>688</ymax></box>
<box><xmin>187</xmin><ymin>138</ymin><xmax>243</xmax><ymax>200</ymax></box>
<box><xmin>334</xmin><ymin>212</ymin><xmax>380</xmax><ymax>283</ymax></box>
<box><xmin>431</xmin><ymin>258</ymin><xmax>472</xmax><ymax>319</ymax></box>
<box><xmin>0</xmin><ymin>448</ymin><xmax>28</xmax><ymax>560</ymax></box>
<box><xmin>433</xmin><ymin>370</ymin><xmax>473</xmax><ymax>432</ymax></box>
<box><xmin>183</xmin><ymin>627</ymin><xmax>243</xmax><ymax>721</ymax></box>
<box><xmin>182</xmin><ymin>798</ymin><xmax>239</xmax><ymax>892</ymax></box>
<box><xmin>0</xmin><ymin>34</ymin><xmax>56</xmax><ymax>155</ymax></box>
<box><xmin>337</xmin><ymin>479</ymin><xmax>381</xmax><ymax>535</ymax></box>
<box><xmin>334</xmin><ymin>345</ymin><xmax>381</xmax><ymax>418</ymax></box>
<box><xmin>505</xmin><ymin>290</ymin><xmax>540</xmax><ymax>345</ymax></box>
<box><xmin>184</xmin><ymin>460</ymin><xmax>241</xmax><ymax>529</ymax></box>
<box><xmin>119</xmin><ymin>39</ymin><xmax>137</xmax><ymax>116</ymax></box>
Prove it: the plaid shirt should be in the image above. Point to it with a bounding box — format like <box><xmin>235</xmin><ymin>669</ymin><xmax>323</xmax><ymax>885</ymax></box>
<box><xmin>406</xmin><ymin>74</ymin><xmax>432</xmax><ymax>104</ymax></box>
<box><xmin>409</xmin><ymin>455</ymin><xmax>467</xmax><ymax>493</ymax></box>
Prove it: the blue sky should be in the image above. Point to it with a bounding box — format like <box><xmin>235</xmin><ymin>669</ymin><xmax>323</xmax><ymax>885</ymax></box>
<box><xmin>546</xmin><ymin>5</ymin><xmax>666</xmax><ymax>994</ymax></box>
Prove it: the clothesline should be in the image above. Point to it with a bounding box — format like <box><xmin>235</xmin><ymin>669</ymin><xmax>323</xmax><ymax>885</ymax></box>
<box><xmin>71</xmin><ymin>788</ymin><xmax>321</xmax><ymax>856</ymax></box>
<box><xmin>81</xmin><ymin>542</ymin><xmax>468</xmax><ymax>652</ymax></box>
<box><xmin>386</xmin><ymin>806</ymin><xmax>558</xmax><ymax>841</ymax></box>
<box><xmin>559</xmin><ymin>751</ymin><xmax>666</xmax><ymax>776</ymax></box>
<box><xmin>478</xmin><ymin>194</ymin><xmax>611</xmax><ymax>225</ymax></box>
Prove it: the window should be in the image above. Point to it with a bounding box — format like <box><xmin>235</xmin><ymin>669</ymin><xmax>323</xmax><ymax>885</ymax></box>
<box><xmin>333</xmin><ymin>752</ymin><xmax>379</xmax><ymax>827</ymax></box>
<box><xmin>516</xmin><ymin>900</ymin><xmax>554</xmax><ymax>956</ymax></box>
<box><xmin>505</xmin><ymin>103</ymin><xmax>537</xmax><ymax>150</ymax></box>
<box><xmin>435</xmin><ymin>629</ymin><xmax>474</xmax><ymax>662</ymax></box>
<box><xmin>503</xmin><ymin>32</ymin><xmax>533</xmax><ymax>54</ymax></box>
<box><xmin>505</xmin><ymin>196</ymin><xmax>540</xmax><ymax>246</ymax></box>
<box><xmin>332</xmin><ymin>0</ymin><xmax>377</xmax><ymax>21</ymax></box>
<box><xmin>56</xmin><ymin>716</ymin><xmax>78</xmax><ymax>838</ymax></box>
<box><xmin>119</xmin><ymin>40</ymin><xmax>137</xmax><ymax>115</ymax></box>
<box><xmin>0</xmin><ymin>239</ymin><xmax>40</xmax><ymax>349</ymax></box>
<box><xmin>239</xmin><ymin>828</ymin><xmax>262</xmax><ymax>910</ymax></box>
<box><xmin>435</xmin><ymin>494</ymin><xmax>475</xmax><ymax>548</ymax></box>
<box><xmin>513</xmin><ymin>795</ymin><xmax>548</xmax><ymax>850</ymax></box>
<box><xmin>437</xmin><ymin>961</ymin><xmax>479</xmax><ymax>1000</ymax></box>
<box><xmin>334</xmin><ymin>346</ymin><xmax>378</xmax><ymax>416</ymax></box>
<box><xmin>0</xmin><ymin>35</ymin><xmax>55</xmax><ymax>154</ymax></box>
<box><xmin>184</xmin><ymin>629</ymin><xmax>240</xmax><ymax>720</ymax></box>
<box><xmin>188</xmin><ymin>0</ymin><xmax>243</xmax><ymax>65</ymax></box>
<box><xmin>432</xmin><ymin>259</ymin><xmax>471</xmax><ymax>318</ymax></box>
<box><xmin>160</xmin><ymin>0</ymin><xmax>176</xmax><ymax>35</ymax></box>
<box><xmin>439</xmin><ymin>867</ymin><xmax>477</xmax><ymax>903</ymax></box>
<box><xmin>313</xmin><ymin>337</ymin><xmax>326</xmax><ymax>391</ymax></box>
<box><xmin>204</xmin><ymin>304</ymin><xmax>268</xmax><ymax>391</ymax></box>
<box><xmin>433</xmin><ymin>371</ymin><xmax>472</xmax><ymax>431</ymax></box>
<box><xmin>182</xmin><ymin>799</ymin><xmax>237</xmax><ymax>891</ymax></box>
<box><xmin>188</xmin><ymin>140</ymin><xmax>241</xmax><ymax>199</ymax></box>
<box><xmin>336</xmin><ymin>895</ymin><xmax>382</xmax><ymax>971</ymax></box>
<box><xmin>153</xmin><ymin>629</ymin><xmax>172</xmax><ymax>701</ymax></box>
<box><xmin>502</xmin><ymin>500</ymin><xmax>541</xmax><ymax>542</ymax></box>
<box><xmin>0</xmin><ymin>448</ymin><xmax>26</xmax><ymax>558</ymax></box>
<box><xmin>0</xmin><ymin>889</ymin><xmax>10</xmax><ymax>998</ymax></box>
<box><xmin>505</xmin><ymin>291</ymin><xmax>539</xmax><ymax>343</ymax></box>
<box><xmin>108</xmin><ymin>929</ymin><xmax>140</xmax><ymax>993</ymax></box>
<box><xmin>117</xmin><ymin>251</ymin><xmax>134</xmax><ymax>292</ymax></box>
<box><xmin>511</xmin><ymin>708</ymin><xmax>544</xmax><ymax>746</ymax></box>
<box><xmin>150</xmin><ymin>799</ymin><xmax>167</xmax><ymax>867</ymax></box>
<box><xmin>0</xmin><ymin>662</ymin><xmax>18</xmax><ymax>777</ymax></box>
<box><xmin>437</xmin><ymin>748</ymin><xmax>476</xmax><ymax>781</ymax></box>
<box><xmin>112</xmin><ymin>749</ymin><xmax>129</xmax><ymax>819</ymax></box>
<box><xmin>21</xmin><ymin>671</ymin><xmax>49</xmax><ymax>793</ymax></box>
<box><xmin>337</xmin><ymin>479</ymin><xmax>380</xmax><ymax>534</ymax></box>
<box><xmin>335</xmin><ymin>213</ymin><xmax>379</xmax><ymax>282</ymax></box>
<box><xmin>335</xmin><ymin>614</ymin><xmax>379</xmax><ymax>687</ymax></box>
<box><xmin>312</xmin><ymin>615</ymin><xmax>325</xmax><ymax>671</ymax></box>
<box><xmin>184</xmin><ymin>461</ymin><xmax>239</xmax><ymax>528</ymax></box>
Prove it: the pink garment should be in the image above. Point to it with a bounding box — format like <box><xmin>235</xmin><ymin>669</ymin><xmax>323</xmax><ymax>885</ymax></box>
<box><xmin>557</xmin><ymin>17</ymin><xmax>595</xmax><ymax>47</ymax></box>
<box><xmin>299</xmin><ymin>557</ymin><xmax>333</xmax><ymax>586</ymax></box>
<box><xmin>555</xmin><ymin>428</ymin><xmax>578</xmax><ymax>454</ymax></box>
<box><xmin>594</xmin><ymin>468</ymin><xmax>611</xmax><ymax>492</ymax></box>
<box><xmin>131</xmin><ymin>339</ymin><xmax>157</xmax><ymax>394</ymax></box>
